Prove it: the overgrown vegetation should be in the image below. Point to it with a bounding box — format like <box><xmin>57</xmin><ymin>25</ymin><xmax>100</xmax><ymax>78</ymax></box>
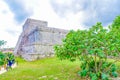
<box><xmin>54</xmin><ymin>15</ymin><xmax>120</xmax><ymax>80</ymax></box>
<box><xmin>0</xmin><ymin>40</ymin><xmax>15</xmax><ymax>69</ymax></box>
<box><xmin>0</xmin><ymin>52</ymin><xmax>15</xmax><ymax>67</ymax></box>
<box><xmin>0</xmin><ymin>57</ymin><xmax>81</xmax><ymax>80</ymax></box>
<box><xmin>0</xmin><ymin>57</ymin><xmax>119</xmax><ymax>80</ymax></box>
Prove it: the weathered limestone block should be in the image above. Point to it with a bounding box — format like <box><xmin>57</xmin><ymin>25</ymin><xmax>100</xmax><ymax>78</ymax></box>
<box><xmin>14</xmin><ymin>18</ymin><xmax>68</xmax><ymax>61</ymax></box>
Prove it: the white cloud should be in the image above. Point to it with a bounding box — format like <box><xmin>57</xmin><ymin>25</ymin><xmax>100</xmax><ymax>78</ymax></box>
<box><xmin>1</xmin><ymin>0</ymin><xmax>120</xmax><ymax>48</ymax></box>
<box><xmin>51</xmin><ymin>0</ymin><xmax>120</xmax><ymax>27</ymax></box>
<box><xmin>0</xmin><ymin>0</ymin><xmax>90</xmax><ymax>48</ymax></box>
<box><xmin>22</xmin><ymin>0</ymin><xmax>86</xmax><ymax>30</ymax></box>
<box><xmin>0</xmin><ymin>0</ymin><xmax>22</xmax><ymax>48</ymax></box>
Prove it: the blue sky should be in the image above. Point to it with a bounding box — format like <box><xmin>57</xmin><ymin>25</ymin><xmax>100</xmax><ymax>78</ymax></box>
<box><xmin>4</xmin><ymin>0</ymin><xmax>31</xmax><ymax>23</ymax></box>
<box><xmin>0</xmin><ymin>0</ymin><xmax>120</xmax><ymax>47</ymax></box>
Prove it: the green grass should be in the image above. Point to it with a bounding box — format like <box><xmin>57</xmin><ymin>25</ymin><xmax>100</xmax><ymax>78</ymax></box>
<box><xmin>0</xmin><ymin>57</ymin><xmax>120</xmax><ymax>80</ymax></box>
<box><xmin>0</xmin><ymin>57</ymin><xmax>81</xmax><ymax>80</ymax></box>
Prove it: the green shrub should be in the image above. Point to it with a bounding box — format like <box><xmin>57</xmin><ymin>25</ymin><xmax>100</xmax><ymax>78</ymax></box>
<box><xmin>54</xmin><ymin>16</ymin><xmax>120</xmax><ymax>80</ymax></box>
<box><xmin>0</xmin><ymin>52</ymin><xmax>15</xmax><ymax>67</ymax></box>
<box><xmin>0</xmin><ymin>40</ymin><xmax>15</xmax><ymax>68</ymax></box>
<box><xmin>0</xmin><ymin>52</ymin><xmax>6</xmax><ymax>66</ymax></box>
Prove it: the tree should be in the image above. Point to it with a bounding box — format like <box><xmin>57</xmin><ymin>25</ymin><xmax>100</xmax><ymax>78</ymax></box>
<box><xmin>112</xmin><ymin>15</ymin><xmax>120</xmax><ymax>28</ymax></box>
<box><xmin>0</xmin><ymin>40</ymin><xmax>7</xmax><ymax>50</ymax></box>
<box><xmin>54</xmin><ymin>16</ymin><xmax>120</xmax><ymax>79</ymax></box>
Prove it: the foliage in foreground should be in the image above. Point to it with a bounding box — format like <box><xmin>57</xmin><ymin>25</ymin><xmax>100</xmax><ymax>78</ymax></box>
<box><xmin>0</xmin><ymin>52</ymin><xmax>15</xmax><ymax>67</ymax></box>
<box><xmin>0</xmin><ymin>57</ymin><xmax>119</xmax><ymax>80</ymax></box>
<box><xmin>0</xmin><ymin>57</ymin><xmax>82</xmax><ymax>80</ymax></box>
<box><xmin>54</xmin><ymin>15</ymin><xmax>120</xmax><ymax>80</ymax></box>
<box><xmin>0</xmin><ymin>40</ymin><xmax>15</xmax><ymax>68</ymax></box>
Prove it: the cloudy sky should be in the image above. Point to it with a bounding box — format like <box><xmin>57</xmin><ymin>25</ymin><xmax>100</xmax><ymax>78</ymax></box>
<box><xmin>0</xmin><ymin>0</ymin><xmax>120</xmax><ymax>47</ymax></box>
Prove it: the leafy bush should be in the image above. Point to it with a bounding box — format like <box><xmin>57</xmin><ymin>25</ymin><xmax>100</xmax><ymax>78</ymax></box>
<box><xmin>0</xmin><ymin>52</ymin><xmax>6</xmax><ymax>66</ymax></box>
<box><xmin>0</xmin><ymin>52</ymin><xmax>15</xmax><ymax>67</ymax></box>
<box><xmin>54</xmin><ymin>16</ymin><xmax>120</xmax><ymax>80</ymax></box>
<box><xmin>0</xmin><ymin>40</ymin><xmax>15</xmax><ymax>68</ymax></box>
<box><xmin>6</xmin><ymin>52</ymin><xmax>15</xmax><ymax>67</ymax></box>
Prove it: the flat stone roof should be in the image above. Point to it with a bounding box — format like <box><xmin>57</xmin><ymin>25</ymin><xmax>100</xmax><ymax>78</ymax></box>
<box><xmin>23</xmin><ymin>18</ymin><xmax>69</xmax><ymax>34</ymax></box>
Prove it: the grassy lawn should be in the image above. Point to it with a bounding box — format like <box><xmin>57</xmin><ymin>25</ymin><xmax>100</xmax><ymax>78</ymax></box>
<box><xmin>0</xmin><ymin>57</ymin><xmax>81</xmax><ymax>80</ymax></box>
<box><xmin>0</xmin><ymin>57</ymin><xmax>120</xmax><ymax>80</ymax></box>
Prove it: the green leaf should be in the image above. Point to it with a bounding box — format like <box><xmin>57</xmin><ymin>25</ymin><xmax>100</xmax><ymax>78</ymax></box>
<box><xmin>113</xmin><ymin>53</ymin><xmax>119</xmax><ymax>57</ymax></box>
<box><xmin>97</xmin><ymin>52</ymin><xmax>105</xmax><ymax>58</ymax></box>
<box><xmin>111</xmin><ymin>64</ymin><xmax>117</xmax><ymax>72</ymax></box>
<box><xmin>88</xmin><ymin>50</ymin><xmax>94</xmax><ymax>55</ymax></box>
<box><xmin>78</xmin><ymin>69</ymin><xmax>88</xmax><ymax>77</ymax></box>
<box><xmin>101</xmin><ymin>73</ymin><xmax>109</xmax><ymax>80</ymax></box>
<box><xmin>70</xmin><ymin>58</ymin><xmax>76</xmax><ymax>62</ymax></box>
<box><xmin>90</xmin><ymin>73</ymin><xmax>98</xmax><ymax>80</ymax></box>
<box><xmin>112</xmin><ymin>72</ymin><xmax>118</xmax><ymax>77</ymax></box>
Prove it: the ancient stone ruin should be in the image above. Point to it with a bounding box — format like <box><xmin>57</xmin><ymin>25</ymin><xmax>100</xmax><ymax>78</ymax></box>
<box><xmin>14</xmin><ymin>18</ymin><xmax>68</xmax><ymax>61</ymax></box>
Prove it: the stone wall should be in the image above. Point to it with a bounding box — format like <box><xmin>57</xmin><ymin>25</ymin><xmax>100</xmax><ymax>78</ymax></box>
<box><xmin>14</xmin><ymin>18</ymin><xmax>68</xmax><ymax>61</ymax></box>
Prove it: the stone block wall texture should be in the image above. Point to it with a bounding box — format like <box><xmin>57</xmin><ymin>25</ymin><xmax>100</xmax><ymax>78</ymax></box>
<box><xmin>14</xmin><ymin>18</ymin><xmax>68</xmax><ymax>61</ymax></box>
